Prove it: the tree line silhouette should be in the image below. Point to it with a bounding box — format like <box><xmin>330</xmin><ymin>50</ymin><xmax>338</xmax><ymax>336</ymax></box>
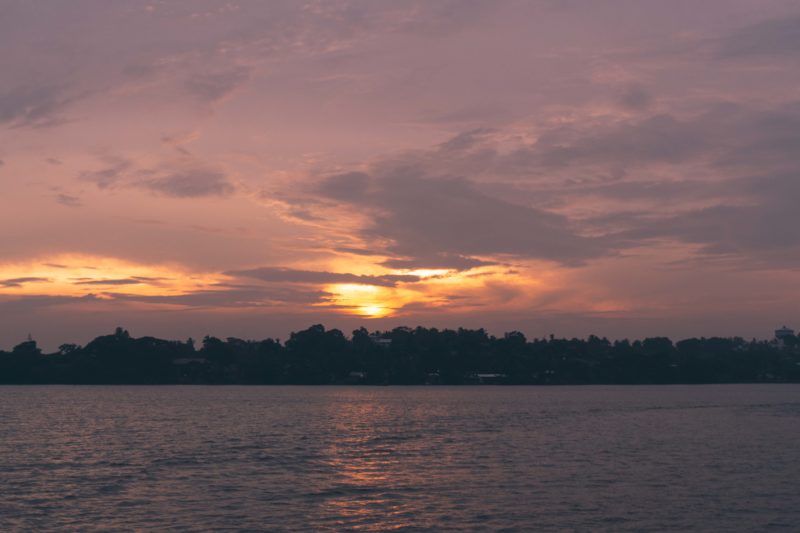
<box><xmin>1</xmin><ymin>325</ymin><xmax>799</xmax><ymax>384</ymax></box>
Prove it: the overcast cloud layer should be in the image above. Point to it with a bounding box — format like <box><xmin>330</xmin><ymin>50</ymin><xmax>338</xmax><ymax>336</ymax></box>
<box><xmin>2</xmin><ymin>0</ymin><xmax>800</xmax><ymax>349</ymax></box>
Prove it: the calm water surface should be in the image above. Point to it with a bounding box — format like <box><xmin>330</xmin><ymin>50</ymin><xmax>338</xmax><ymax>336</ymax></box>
<box><xmin>0</xmin><ymin>385</ymin><xmax>798</xmax><ymax>531</ymax></box>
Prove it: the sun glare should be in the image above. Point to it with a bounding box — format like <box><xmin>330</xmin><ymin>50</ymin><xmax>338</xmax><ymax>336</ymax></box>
<box><xmin>357</xmin><ymin>305</ymin><xmax>391</xmax><ymax>318</ymax></box>
<box><xmin>319</xmin><ymin>265</ymin><xmax>540</xmax><ymax>318</ymax></box>
<box><xmin>0</xmin><ymin>255</ymin><xmax>221</xmax><ymax>298</ymax></box>
<box><xmin>402</xmin><ymin>269</ymin><xmax>451</xmax><ymax>278</ymax></box>
<box><xmin>325</xmin><ymin>283</ymin><xmax>395</xmax><ymax>318</ymax></box>
<box><xmin>0</xmin><ymin>255</ymin><xmax>546</xmax><ymax>319</ymax></box>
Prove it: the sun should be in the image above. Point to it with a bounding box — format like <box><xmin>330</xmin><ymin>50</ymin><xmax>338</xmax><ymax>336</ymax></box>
<box><xmin>357</xmin><ymin>304</ymin><xmax>391</xmax><ymax>318</ymax></box>
<box><xmin>324</xmin><ymin>283</ymin><xmax>397</xmax><ymax>318</ymax></box>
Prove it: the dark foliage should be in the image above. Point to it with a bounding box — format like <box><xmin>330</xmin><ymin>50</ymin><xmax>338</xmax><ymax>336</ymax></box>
<box><xmin>1</xmin><ymin>325</ymin><xmax>799</xmax><ymax>384</ymax></box>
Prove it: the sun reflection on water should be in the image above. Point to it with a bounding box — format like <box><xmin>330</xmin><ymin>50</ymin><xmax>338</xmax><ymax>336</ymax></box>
<box><xmin>315</xmin><ymin>395</ymin><xmax>424</xmax><ymax>531</ymax></box>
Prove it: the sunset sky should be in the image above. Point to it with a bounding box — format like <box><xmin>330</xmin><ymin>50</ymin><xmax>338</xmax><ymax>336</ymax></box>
<box><xmin>3</xmin><ymin>0</ymin><xmax>800</xmax><ymax>349</ymax></box>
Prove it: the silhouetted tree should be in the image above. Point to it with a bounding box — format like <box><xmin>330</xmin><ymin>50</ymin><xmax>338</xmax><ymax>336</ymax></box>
<box><xmin>0</xmin><ymin>325</ymin><xmax>798</xmax><ymax>384</ymax></box>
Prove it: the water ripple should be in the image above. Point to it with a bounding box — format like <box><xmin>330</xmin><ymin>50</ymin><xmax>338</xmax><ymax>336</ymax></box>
<box><xmin>0</xmin><ymin>385</ymin><xmax>798</xmax><ymax>531</ymax></box>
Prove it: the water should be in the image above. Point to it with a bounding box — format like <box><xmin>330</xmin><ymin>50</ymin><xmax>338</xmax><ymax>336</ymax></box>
<box><xmin>0</xmin><ymin>385</ymin><xmax>798</xmax><ymax>532</ymax></box>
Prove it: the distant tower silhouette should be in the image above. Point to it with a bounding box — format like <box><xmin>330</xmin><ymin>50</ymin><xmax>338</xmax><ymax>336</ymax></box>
<box><xmin>775</xmin><ymin>325</ymin><xmax>794</xmax><ymax>346</ymax></box>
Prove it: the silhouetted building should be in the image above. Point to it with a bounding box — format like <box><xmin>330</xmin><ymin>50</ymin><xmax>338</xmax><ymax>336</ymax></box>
<box><xmin>775</xmin><ymin>326</ymin><xmax>795</xmax><ymax>347</ymax></box>
<box><xmin>465</xmin><ymin>372</ymin><xmax>508</xmax><ymax>384</ymax></box>
<box><xmin>369</xmin><ymin>334</ymin><xmax>392</xmax><ymax>347</ymax></box>
<box><xmin>173</xmin><ymin>357</ymin><xmax>207</xmax><ymax>365</ymax></box>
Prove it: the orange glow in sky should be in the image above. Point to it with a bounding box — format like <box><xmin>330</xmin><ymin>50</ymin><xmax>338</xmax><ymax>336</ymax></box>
<box><xmin>3</xmin><ymin>2</ymin><xmax>800</xmax><ymax>349</ymax></box>
<box><xmin>0</xmin><ymin>255</ymin><xmax>223</xmax><ymax>298</ymax></box>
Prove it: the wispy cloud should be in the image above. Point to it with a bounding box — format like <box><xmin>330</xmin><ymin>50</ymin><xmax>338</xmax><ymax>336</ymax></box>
<box><xmin>227</xmin><ymin>267</ymin><xmax>420</xmax><ymax>287</ymax></box>
<box><xmin>718</xmin><ymin>15</ymin><xmax>800</xmax><ymax>58</ymax></box>
<box><xmin>73</xmin><ymin>278</ymin><xmax>143</xmax><ymax>286</ymax></box>
<box><xmin>184</xmin><ymin>66</ymin><xmax>252</xmax><ymax>103</ymax></box>
<box><xmin>80</xmin><ymin>158</ymin><xmax>235</xmax><ymax>198</ymax></box>
<box><xmin>138</xmin><ymin>170</ymin><xmax>235</xmax><ymax>198</ymax></box>
<box><xmin>107</xmin><ymin>286</ymin><xmax>329</xmax><ymax>308</ymax></box>
<box><xmin>0</xmin><ymin>85</ymin><xmax>79</xmax><ymax>128</ymax></box>
<box><xmin>309</xmin><ymin>170</ymin><xmax>611</xmax><ymax>268</ymax></box>
<box><xmin>55</xmin><ymin>193</ymin><xmax>81</xmax><ymax>207</ymax></box>
<box><xmin>0</xmin><ymin>277</ymin><xmax>50</xmax><ymax>288</ymax></box>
